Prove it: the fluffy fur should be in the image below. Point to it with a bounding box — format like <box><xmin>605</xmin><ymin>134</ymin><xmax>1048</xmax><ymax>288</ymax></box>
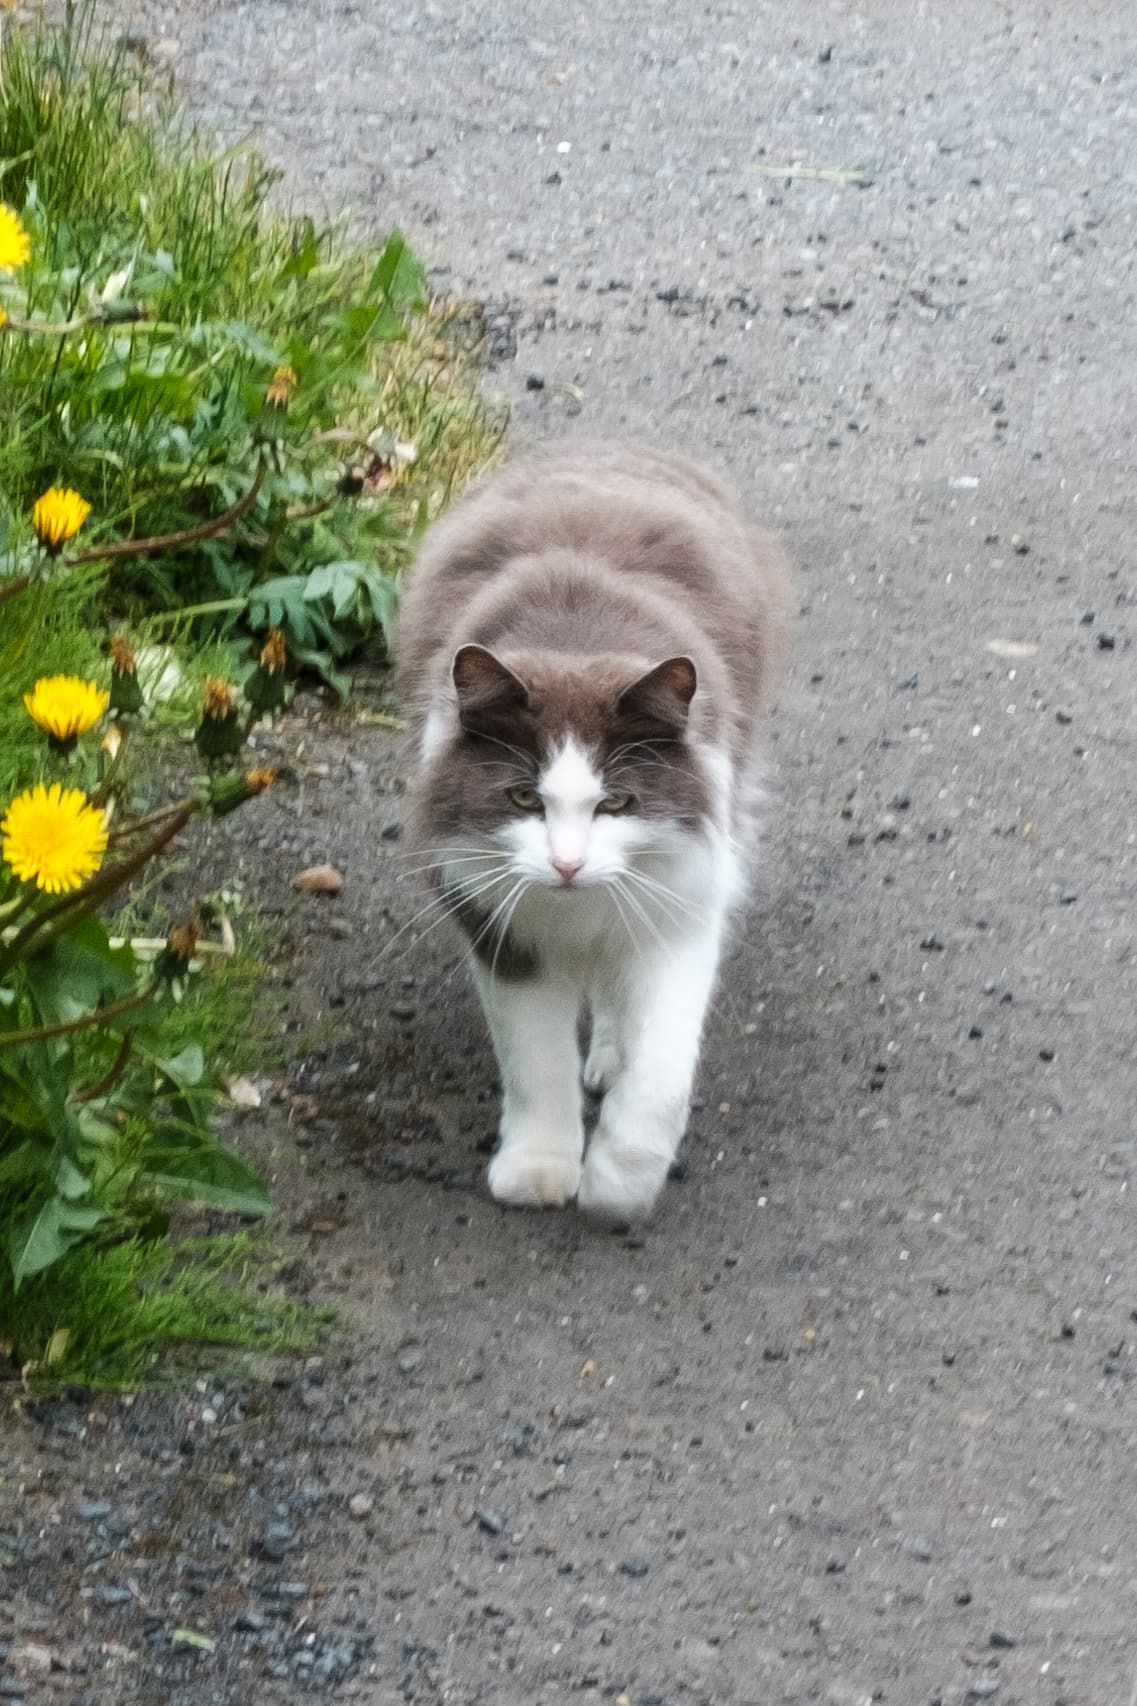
<box><xmin>395</xmin><ymin>441</ymin><xmax>788</xmax><ymax>1222</ymax></box>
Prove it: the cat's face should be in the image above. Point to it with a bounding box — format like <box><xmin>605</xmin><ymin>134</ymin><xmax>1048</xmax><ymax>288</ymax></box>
<box><xmin>417</xmin><ymin>645</ymin><xmax>713</xmax><ymax>896</ymax></box>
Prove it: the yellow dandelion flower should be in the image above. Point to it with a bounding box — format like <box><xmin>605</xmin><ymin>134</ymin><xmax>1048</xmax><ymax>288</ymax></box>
<box><xmin>0</xmin><ymin>204</ymin><xmax>30</xmax><ymax>273</ymax></box>
<box><xmin>31</xmin><ymin>487</ymin><xmax>93</xmax><ymax>555</ymax></box>
<box><xmin>23</xmin><ymin>675</ymin><xmax>110</xmax><ymax>749</ymax></box>
<box><xmin>265</xmin><ymin>365</ymin><xmax>298</xmax><ymax>408</ymax></box>
<box><xmin>0</xmin><ymin>307</ymin><xmax>8</xmax><ymax>330</ymax></box>
<box><xmin>1</xmin><ymin>782</ymin><xmax>109</xmax><ymax>894</ymax></box>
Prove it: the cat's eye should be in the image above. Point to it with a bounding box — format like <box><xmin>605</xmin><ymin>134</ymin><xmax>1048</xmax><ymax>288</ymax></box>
<box><xmin>596</xmin><ymin>790</ymin><xmax>634</xmax><ymax>815</ymax></box>
<box><xmin>508</xmin><ymin>784</ymin><xmax>543</xmax><ymax>813</ymax></box>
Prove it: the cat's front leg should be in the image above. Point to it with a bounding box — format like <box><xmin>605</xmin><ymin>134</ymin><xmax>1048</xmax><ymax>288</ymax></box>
<box><xmin>473</xmin><ymin>965</ymin><xmax>584</xmax><ymax>1208</ymax></box>
<box><xmin>578</xmin><ymin>919</ymin><xmax>724</xmax><ymax>1223</ymax></box>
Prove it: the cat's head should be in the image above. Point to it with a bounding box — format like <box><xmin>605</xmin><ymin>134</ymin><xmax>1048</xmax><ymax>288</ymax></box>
<box><xmin>416</xmin><ymin>644</ymin><xmax>713</xmax><ymax>890</ymax></box>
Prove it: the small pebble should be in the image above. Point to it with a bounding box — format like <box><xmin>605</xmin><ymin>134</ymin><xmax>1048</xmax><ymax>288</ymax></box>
<box><xmin>1059</xmin><ymin>887</ymin><xmax>1078</xmax><ymax>905</ymax></box>
<box><xmin>380</xmin><ymin>820</ymin><xmax>403</xmax><ymax>841</ymax></box>
<box><xmin>77</xmin><ymin>1501</ymin><xmax>112</xmax><ymax>1522</ymax></box>
<box><xmin>94</xmin><ymin>1585</ymin><xmax>133</xmax><ymax>1605</ymax></box>
<box><xmin>965</xmin><ymin>1680</ymin><xmax>999</xmax><ymax>1700</ymax></box>
<box><xmin>989</xmin><ymin>1631</ymin><xmax>1016</xmax><ymax>1649</ymax></box>
<box><xmin>620</xmin><ymin>1556</ymin><xmax>651</xmax><ymax>1578</ymax></box>
<box><xmin>390</xmin><ymin>1001</ymin><xmax>417</xmax><ymax>1022</ymax></box>
<box><xmin>525</xmin><ymin>373</ymin><xmax>546</xmax><ymax>391</ymax></box>
<box><xmin>902</xmin><ymin>1535</ymin><xmax>933</xmax><ymax>1562</ymax></box>
<box><xmin>1010</xmin><ymin>533</ymin><xmax>1029</xmax><ymax>554</ymax></box>
<box><xmin>1097</xmin><ymin>632</ymin><xmax>1115</xmax><ymax>650</ymax></box>
<box><xmin>348</xmin><ymin>1493</ymin><xmax>374</xmax><ymax>1520</ymax></box>
<box><xmin>1054</xmin><ymin>706</ymin><xmax>1074</xmax><ymax>724</ymax></box>
<box><xmin>478</xmin><ymin>1509</ymin><xmax>507</xmax><ymax>1535</ymax></box>
<box><xmin>398</xmin><ymin>1347</ymin><xmax>423</xmax><ymax>1374</ymax></box>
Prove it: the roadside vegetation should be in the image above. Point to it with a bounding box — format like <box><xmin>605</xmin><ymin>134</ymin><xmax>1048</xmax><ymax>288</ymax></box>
<box><xmin>0</xmin><ymin>6</ymin><xmax>500</xmax><ymax>1386</ymax></box>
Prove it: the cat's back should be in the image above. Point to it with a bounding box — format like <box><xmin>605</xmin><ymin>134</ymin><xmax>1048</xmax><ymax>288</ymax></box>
<box><xmin>397</xmin><ymin>440</ymin><xmax>788</xmax><ymax>720</ymax></box>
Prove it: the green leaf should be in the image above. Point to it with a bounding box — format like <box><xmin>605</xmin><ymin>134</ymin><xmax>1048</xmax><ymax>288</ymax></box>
<box><xmin>140</xmin><ymin>1135</ymin><xmax>270</xmax><ymax>1217</ymax></box>
<box><xmin>54</xmin><ymin>1155</ymin><xmax>91</xmax><ymax>1200</ymax></box>
<box><xmin>275</xmin><ymin>221</ymin><xmax>321</xmax><ymax>283</ymax></box>
<box><xmin>10</xmin><ymin>1196</ymin><xmax>107</xmax><ymax>1288</ymax></box>
<box><xmin>367</xmin><ymin>231</ymin><xmax>426</xmax><ymax>307</ymax></box>
<box><xmin>154</xmin><ymin>1044</ymin><xmax>205</xmax><ymax>1088</ymax></box>
<box><xmin>22</xmin><ymin>918</ymin><xmax>138</xmax><ymax>1027</ymax></box>
<box><xmin>0</xmin><ymin>1138</ymin><xmax>52</xmax><ymax>1191</ymax></box>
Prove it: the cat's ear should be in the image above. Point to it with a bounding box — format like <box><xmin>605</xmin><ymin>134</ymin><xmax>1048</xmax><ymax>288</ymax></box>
<box><xmin>452</xmin><ymin>644</ymin><xmax>529</xmax><ymax>728</ymax></box>
<box><xmin>617</xmin><ymin>655</ymin><xmax>697</xmax><ymax>735</ymax></box>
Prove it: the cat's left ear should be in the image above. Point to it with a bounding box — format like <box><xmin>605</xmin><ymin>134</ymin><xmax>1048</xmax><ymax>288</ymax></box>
<box><xmin>617</xmin><ymin>656</ymin><xmax>697</xmax><ymax>735</ymax></box>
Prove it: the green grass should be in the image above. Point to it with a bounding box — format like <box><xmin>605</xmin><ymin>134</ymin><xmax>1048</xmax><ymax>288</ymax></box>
<box><xmin>0</xmin><ymin>1229</ymin><xmax>333</xmax><ymax>1390</ymax></box>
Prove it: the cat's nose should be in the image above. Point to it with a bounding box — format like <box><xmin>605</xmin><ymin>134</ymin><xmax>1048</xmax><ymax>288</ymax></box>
<box><xmin>551</xmin><ymin>856</ymin><xmax>584</xmax><ymax>885</ymax></box>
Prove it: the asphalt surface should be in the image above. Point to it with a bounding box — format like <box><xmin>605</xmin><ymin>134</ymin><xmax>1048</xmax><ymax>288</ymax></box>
<box><xmin>6</xmin><ymin>3</ymin><xmax>1137</xmax><ymax>1703</ymax></box>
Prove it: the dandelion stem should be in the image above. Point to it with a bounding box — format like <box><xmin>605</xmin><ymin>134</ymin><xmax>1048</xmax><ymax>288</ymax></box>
<box><xmin>107</xmin><ymin>798</ymin><xmax>195</xmax><ymax>844</ymax></box>
<box><xmin>65</xmin><ymin>463</ymin><xmax>267</xmax><ymax>567</ymax></box>
<box><xmin>0</xmin><ymin>984</ymin><xmax>156</xmax><ymax>1051</ymax></box>
<box><xmin>71</xmin><ymin>1030</ymin><xmax>135</xmax><ymax>1103</ymax></box>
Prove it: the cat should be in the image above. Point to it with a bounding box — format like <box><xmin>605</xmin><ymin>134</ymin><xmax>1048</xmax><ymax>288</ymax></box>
<box><xmin>395</xmin><ymin>440</ymin><xmax>789</xmax><ymax>1223</ymax></box>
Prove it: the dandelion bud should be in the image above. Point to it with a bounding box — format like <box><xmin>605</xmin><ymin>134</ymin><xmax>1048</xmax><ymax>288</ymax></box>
<box><xmin>207</xmin><ymin>766</ymin><xmax>277</xmax><ymax>817</ymax></box>
<box><xmin>245</xmin><ymin>628</ymin><xmax>289</xmax><ymax>715</ymax></box>
<box><xmin>265</xmin><ymin>365</ymin><xmax>298</xmax><ymax>409</ymax></box>
<box><xmin>194</xmin><ymin>677</ymin><xmax>243</xmax><ymax>761</ymax></box>
<box><xmin>155</xmin><ymin>922</ymin><xmax>201</xmax><ymax>981</ymax></box>
<box><xmin>108</xmin><ymin>634</ymin><xmax>144</xmax><ymax>714</ymax></box>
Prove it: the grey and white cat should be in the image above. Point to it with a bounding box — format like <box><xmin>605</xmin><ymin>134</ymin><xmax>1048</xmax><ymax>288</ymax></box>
<box><xmin>396</xmin><ymin>441</ymin><xmax>788</xmax><ymax>1222</ymax></box>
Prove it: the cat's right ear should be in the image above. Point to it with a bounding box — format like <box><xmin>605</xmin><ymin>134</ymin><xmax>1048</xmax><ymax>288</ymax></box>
<box><xmin>451</xmin><ymin>645</ymin><xmax>530</xmax><ymax>729</ymax></box>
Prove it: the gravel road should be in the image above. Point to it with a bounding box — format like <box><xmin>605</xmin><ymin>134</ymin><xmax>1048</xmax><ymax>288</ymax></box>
<box><xmin>5</xmin><ymin>3</ymin><xmax>1137</xmax><ymax>1703</ymax></box>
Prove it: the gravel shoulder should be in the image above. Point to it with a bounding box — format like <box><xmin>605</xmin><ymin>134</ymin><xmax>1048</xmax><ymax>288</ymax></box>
<box><xmin>4</xmin><ymin>4</ymin><xmax>1137</xmax><ymax>1703</ymax></box>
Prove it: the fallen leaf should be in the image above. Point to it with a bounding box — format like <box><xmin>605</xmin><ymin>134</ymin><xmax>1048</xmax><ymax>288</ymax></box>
<box><xmin>224</xmin><ymin>1075</ymin><xmax>262</xmax><ymax>1110</ymax></box>
<box><xmin>171</xmin><ymin>1628</ymin><xmax>216</xmax><ymax>1652</ymax></box>
<box><xmin>292</xmin><ymin>863</ymin><xmax>344</xmax><ymax>895</ymax></box>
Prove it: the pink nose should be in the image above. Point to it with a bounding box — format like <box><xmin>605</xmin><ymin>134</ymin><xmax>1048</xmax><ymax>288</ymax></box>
<box><xmin>552</xmin><ymin>856</ymin><xmax>584</xmax><ymax>884</ymax></box>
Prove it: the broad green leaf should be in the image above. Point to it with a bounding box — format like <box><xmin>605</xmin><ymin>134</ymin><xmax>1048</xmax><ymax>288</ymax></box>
<box><xmin>23</xmin><ymin>919</ymin><xmax>138</xmax><ymax>1026</ymax></box>
<box><xmin>140</xmin><ymin>1134</ymin><xmax>270</xmax><ymax>1217</ymax></box>
<box><xmin>10</xmin><ymin>1197</ymin><xmax>107</xmax><ymax>1288</ymax></box>
<box><xmin>367</xmin><ymin>231</ymin><xmax>426</xmax><ymax>307</ymax></box>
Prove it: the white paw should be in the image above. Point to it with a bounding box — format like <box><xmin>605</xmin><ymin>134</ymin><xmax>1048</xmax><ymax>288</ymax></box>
<box><xmin>488</xmin><ymin>1146</ymin><xmax>582</xmax><ymax>1209</ymax></box>
<box><xmin>577</xmin><ymin>1138</ymin><xmax>670</xmax><ymax>1225</ymax></box>
<box><xmin>583</xmin><ymin>1037</ymin><xmax>623</xmax><ymax>1095</ymax></box>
